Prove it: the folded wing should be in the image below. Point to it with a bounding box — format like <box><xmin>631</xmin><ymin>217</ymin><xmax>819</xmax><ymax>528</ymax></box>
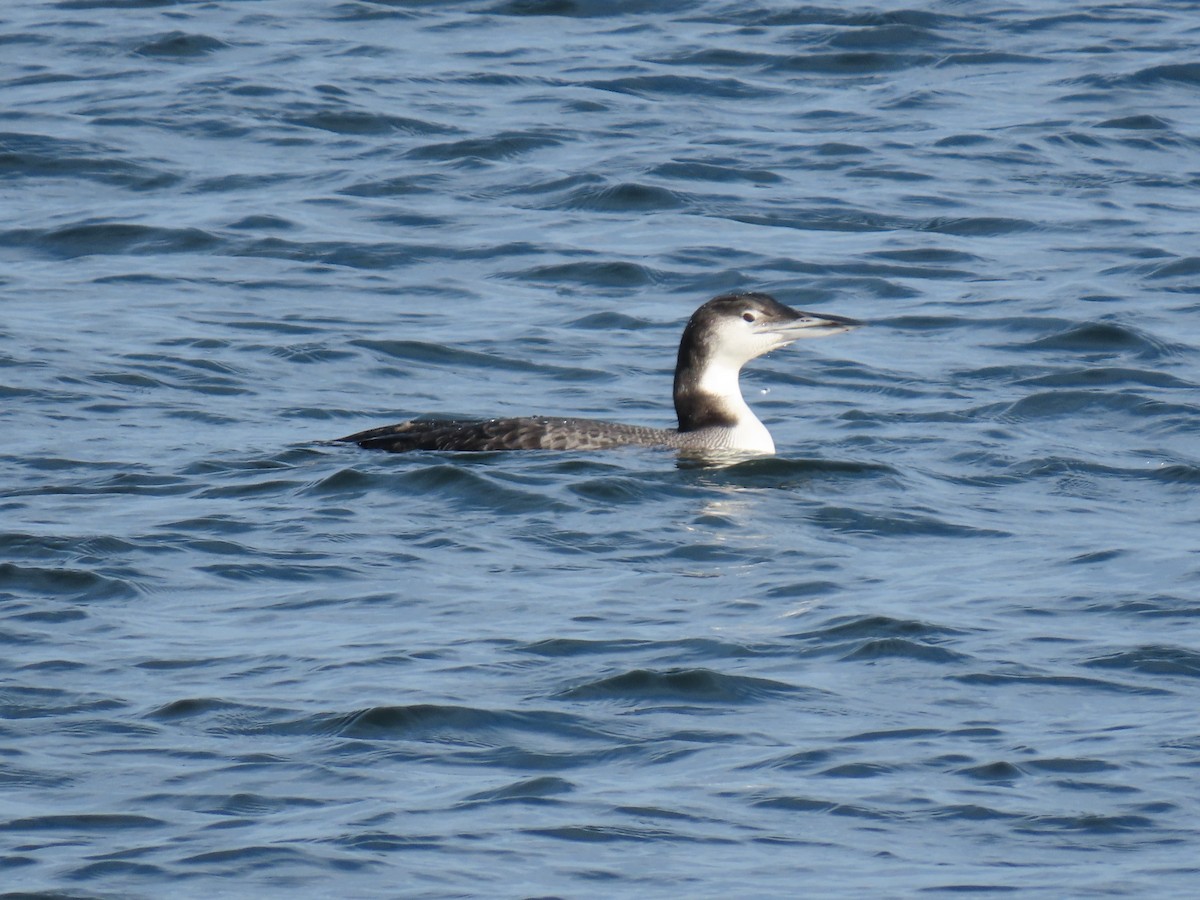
<box><xmin>335</xmin><ymin>417</ymin><xmax>679</xmax><ymax>452</ymax></box>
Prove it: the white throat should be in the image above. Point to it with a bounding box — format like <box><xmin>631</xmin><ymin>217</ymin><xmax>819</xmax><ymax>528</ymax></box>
<box><xmin>695</xmin><ymin>356</ymin><xmax>775</xmax><ymax>454</ymax></box>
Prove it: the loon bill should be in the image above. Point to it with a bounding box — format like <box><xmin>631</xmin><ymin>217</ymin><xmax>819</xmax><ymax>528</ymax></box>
<box><xmin>335</xmin><ymin>291</ymin><xmax>862</xmax><ymax>455</ymax></box>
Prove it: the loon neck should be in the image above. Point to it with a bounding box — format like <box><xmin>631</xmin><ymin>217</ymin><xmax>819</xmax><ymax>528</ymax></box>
<box><xmin>673</xmin><ymin>342</ymin><xmax>774</xmax><ymax>454</ymax></box>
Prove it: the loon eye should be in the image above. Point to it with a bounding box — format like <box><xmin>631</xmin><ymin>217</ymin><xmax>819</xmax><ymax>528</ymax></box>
<box><xmin>742</xmin><ymin>312</ymin><xmax>756</xmax><ymax>323</ymax></box>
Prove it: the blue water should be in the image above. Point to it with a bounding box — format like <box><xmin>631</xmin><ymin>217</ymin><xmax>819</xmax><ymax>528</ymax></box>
<box><xmin>3</xmin><ymin>1</ymin><xmax>1200</xmax><ymax>896</ymax></box>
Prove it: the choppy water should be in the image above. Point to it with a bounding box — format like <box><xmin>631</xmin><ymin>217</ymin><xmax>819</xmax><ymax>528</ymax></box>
<box><xmin>3</xmin><ymin>1</ymin><xmax>1200</xmax><ymax>897</ymax></box>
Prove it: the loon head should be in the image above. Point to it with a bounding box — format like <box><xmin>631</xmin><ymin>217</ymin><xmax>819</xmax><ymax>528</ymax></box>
<box><xmin>673</xmin><ymin>291</ymin><xmax>862</xmax><ymax>451</ymax></box>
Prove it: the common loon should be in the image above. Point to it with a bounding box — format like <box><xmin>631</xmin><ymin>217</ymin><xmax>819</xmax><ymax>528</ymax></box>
<box><xmin>335</xmin><ymin>292</ymin><xmax>862</xmax><ymax>455</ymax></box>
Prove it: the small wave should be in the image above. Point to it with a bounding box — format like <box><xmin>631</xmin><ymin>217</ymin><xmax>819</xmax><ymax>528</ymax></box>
<box><xmin>350</xmin><ymin>338</ymin><xmax>598</xmax><ymax>379</ymax></box>
<box><xmin>5</xmin><ymin>222</ymin><xmax>219</xmax><ymax>259</ymax></box>
<box><xmin>4</xmin><ymin>471</ymin><xmax>195</xmax><ymax>499</ymax></box>
<box><xmin>338</xmin><ymin>174</ymin><xmax>441</xmax><ymax>198</ymax></box>
<box><xmin>1015</xmin><ymin>813</ymin><xmax>1156</xmax><ymax>835</ymax></box>
<box><xmin>725</xmin><ymin>208</ymin><xmax>899</xmax><ymax>233</ymax></box>
<box><xmin>818</xmin><ymin>762</ymin><xmax>898</xmax><ymax>778</ymax></box>
<box><xmin>688</xmin><ymin>456</ymin><xmax>899</xmax><ymax>485</ymax></box>
<box><xmin>0</xmin><ymin>131</ymin><xmax>178</xmax><ymax>189</ymax></box>
<box><xmin>789</xmin><ymin>614</ymin><xmax>965</xmax><ymax>644</ymax></box>
<box><xmin>95</xmin><ymin>353</ymin><xmax>250</xmax><ymax>397</ymax></box>
<box><xmin>146</xmin><ymin>697</ymin><xmax>247</xmax><ymax>721</ymax></box>
<box><xmin>1006</xmin><ymin>456</ymin><xmax>1200</xmax><ymax>487</ymax></box>
<box><xmin>269</xmin><ymin>343</ymin><xmax>354</xmax><ymax>364</ymax></box>
<box><xmin>231</xmin><ymin>236</ymin><xmax>435</xmax><ymax>269</ymax></box>
<box><xmin>488</xmin><ymin>0</ymin><xmax>695</xmax><ymax>16</ymax></box>
<box><xmin>462</xmin><ymin>775</ymin><xmax>574</xmax><ymax>803</ymax></box>
<box><xmin>0</xmin><ymin>562</ymin><xmax>138</xmax><ymax>601</ymax></box>
<box><xmin>764</xmin><ymin>581</ymin><xmax>843</xmax><ymax>601</ymax></box>
<box><xmin>1024</xmin><ymin>757</ymin><xmax>1119</xmax><ymax>774</ymax></box>
<box><xmin>196</xmin><ymin>561</ymin><xmax>359</xmax><ymax>583</ymax></box>
<box><xmin>692</xmin><ymin>7</ymin><xmax>950</xmax><ymax>28</ymax></box>
<box><xmin>558</xmin><ymin>667</ymin><xmax>805</xmax><ymax>703</ymax></box>
<box><xmin>192</xmin><ymin>172</ymin><xmax>295</xmax><ymax>193</ymax></box>
<box><xmin>1084</xmin><ymin>646</ymin><xmax>1200</xmax><ymax>679</ymax></box>
<box><xmin>656</xmin><ymin>48</ymin><xmax>771</xmax><ymax>69</ymax></box>
<box><xmin>847</xmin><ymin>165</ymin><xmax>934</xmax><ymax>183</ymax></box>
<box><xmin>406</xmin><ymin>130</ymin><xmax>562</xmax><ymax>161</ymax></box>
<box><xmin>567</xmin><ymin>311</ymin><xmax>649</xmax><ymax>330</ymax></box>
<box><xmin>0</xmin><ymin>813</ymin><xmax>163</xmax><ymax>832</ymax></box>
<box><xmin>521</xmin><ymin>822</ymin><xmax>732</xmax><ymax>842</ymax></box>
<box><xmin>322</xmin><ymin>704</ymin><xmax>594</xmax><ymax>742</ymax></box>
<box><xmin>741</xmin><ymin>747</ymin><xmax>835</xmax><ymax>771</ymax></box>
<box><xmin>178</xmin><ymin>845</ymin><xmax>314</xmax><ymax>870</ymax></box>
<box><xmin>285</xmin><ymin>109</ymin><xmax>452</xmax><ymax>137</ymax></box>
<box><xmin>518</xmin><ymin>635</ymin><xmax>769</xmax><ymax>662</ymax></box>
<box><xmin>1022</xmin><ymin>322</ymin><xmax>1173</xmax><ymax>358</ymax></box>
<box><xmin>1089</xmin><ymin>594</ymin><xmax>1200</xmax><ymax>619</ymax></box>
<box><xmin>771</xmin><ymin>52</ymin><xmax>937</xmax><ymax>75</ymax></box>
<box><xmin>751</xmin><ymin>794</ymin><xmax>893</xmax><ymax>819</ymax></box>
<box><xmin>937</xmin><ymin>51</ymin><xmax>1049</xmax><ymax>67</ymax></box>
<box><xmin>810</xmin><ymin>505</ymin><xmax>1010</xmax><ymax>538</ymax></box>
<box><xmin>501</xmin><ymin>172</ymin><xmax>603</xmax><ymax>199</ymax></box>
<box><xmin>227</xmin><ymin>214</ymin><xmax>295</xmax><ymax>231</ymax></box>
<box><xmin>563</xmin><ymin>182</ymin><xmax>687</xmax><ymax>212</ymax></box>
<box><xmin>781</xmin><ymin>616</ymin><xmax>975</xmax><ymax>665</ymax></box>
<box><xmin>813</xmin><ymin>141</ymin><xmax>872</xmax><ymax>156</ymax></box>
<box><xmin>133</xmin><ymin>32</ymin><xmax>228</xmax><ymax>58</ymax></box>
<box><xmin>825</xmin><ymin>23</ymin><xmax>948</xmax><ymax>50</ymax></box>
<box><xmin>1016</xmin><ymin>366</ymin><xmax>1193</xmax><ymax>389</ymax></box>
<box><xmin>566</xmin><ymin>472</ymin><xmax>692</xmax><ymax>505</ymax></box>
<box><xmin>1</xmin><ymin>684</ymin><xmax>123</xmax><ymax>718</ymax></box>
<box><xmin>929</xmin><ymin>803</ymin><xmax>1022</xmax><ymax>823</ymax></box>
<box><xmin>920</xmin><ymin>216</ymin><xmax>1038</xmax><ymax>237</ymax></box>
<box><xmin>957</xmin><ymin>761</ymin><xmax>1026</xmax><ymax>782</ymax></box>
<box><xmin>585</xmin><ymin>74</ymin><xmax>763</xmax><ymax>99</ymax></box>
<box><xmin>1097</xmin><ymin>114</ymin><xmax>1171</xmax><ymax>130</ymax></box>
<box><xmin>1151</xmin><ymin>463</ymin><xmax>1200</xmax><ymax>483</ymax></box>
<box><xmin>998</xmin><ymin>390</ymin><xmax>1166</xmax><ymax>422</ymax></box>
<box><xmin>933</xmin><ymin>133</ymin><xmax>994</xmax><ymax>148</ymax></box>
<box><xmin>63</xmin><ymin>859</ymin><xmax>169</xmax><ymax>881</ymax></box>
<box><xmin>500</xmin><ymin>260</ymin><xmax>662</xmax><ymax>287</ymax></box>
<box><xmin>872</xmin><ymin>246</ymin><xmax>982</xmax><ymax>263</ymax></box>
<box><xmin>333</xmin><ymin>831</ymin><xmax>444</xmax><ymax>852</ymax></box>
<box><xmin>1143</xmin><ymin>256</ymin><xmax>1200</xmax><ymax>280</ymax></box>
<box><xmin>954</xmin><ymin>672</ymin><xmax>1170</xmax><ymax>696</ymax></box>
<box><xmin>1128</xmin><ymin>62</ymin><xmax>1200</xmax><ymax>87</ymax></box>
<box><xmin>518</xmin><ymin>637</ymin><xmax>650</xmax><ymax>657</ymax></box>
<box><xmin>193</xmin><ymin>478</ymin><xmax>303</xmax><ymax>500</ymax></box>
<box><xmin>651</xmin><ymin>160</ymin><xmax>782</xmax><ymax>184</ymax></box>
<box><xmin>324</xmin><ymin>463</ymin><xmax>573</xmax><ymax>514</ymax></box>
<box><xmin>841</xmin><ymin>638</ymin><xmax>969</xmax><ymax>664</ymax></box>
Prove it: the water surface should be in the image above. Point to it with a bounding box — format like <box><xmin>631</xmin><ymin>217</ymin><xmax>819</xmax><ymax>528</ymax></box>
<box><xmin>2</xmin><ymin>1</ymin><xmax>1200</xmax><ymax>897</ymax></box>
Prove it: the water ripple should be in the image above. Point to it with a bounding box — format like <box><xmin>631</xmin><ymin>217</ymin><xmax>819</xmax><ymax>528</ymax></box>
<box><xmin>558</xmin><ymin>668</ymin><xmax>809</xmax><ymax>703</ymax></box>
